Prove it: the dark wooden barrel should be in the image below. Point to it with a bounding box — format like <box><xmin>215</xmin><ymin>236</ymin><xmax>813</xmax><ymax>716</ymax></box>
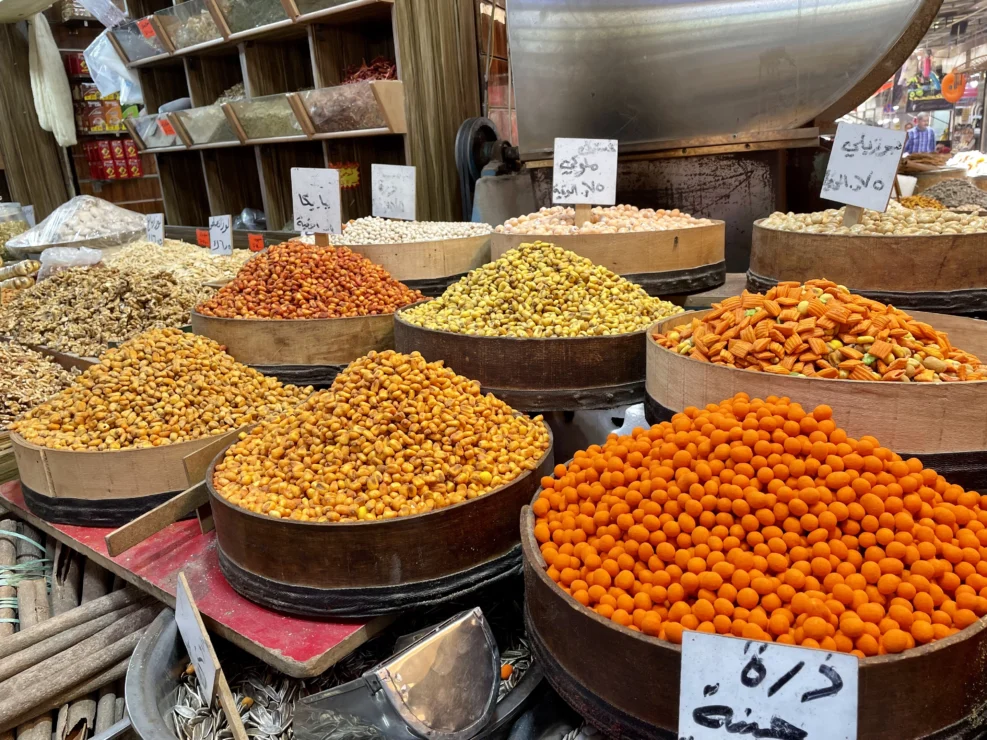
<box><xmin>207</xmin><ymin>426</ymin><xmax>554</xmax><ymax>618</ymax></box>
<box><xmin>749</xmin><ymin>220</ymin><xmax>987</xmax><ymax>318</ymax></box>
<box><xmin>393</xmin><ymin>310</ymin><xmax>652</xmax><ymax>412</ymax></box>
<box><xmin>490</xmin><ymin>223</ymin><xmax>726</xmax><ymax>297</ymax></box>
<box><xmin>645</xmin><ymin>310</ymin><xmax>987</xmax><ymax>492</ymax></box>
<box><xmin>522</xmin><ymin>506</ymin><xmax>987</xmax><ymax>740</ymax></box>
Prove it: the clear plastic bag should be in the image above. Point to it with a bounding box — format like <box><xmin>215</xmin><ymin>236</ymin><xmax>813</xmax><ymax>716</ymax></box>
<box><xmin>37</xmin><ymin>247</ymin><xmax>103</xmax><ymax>280</ymax></box>
<box><xmin>78</xmin><ymin>0</ymin><xmax>127</xmax><ymax>28</ymax></box>
<box><xmin>5</xmin><ymin>196</ymin><xmax>146</xmax><ymax>257</ymax></box>
<box><xmin>84</xmin><ymin>30</ymin><xmax>141</xmax><ymax>101</ymax></box>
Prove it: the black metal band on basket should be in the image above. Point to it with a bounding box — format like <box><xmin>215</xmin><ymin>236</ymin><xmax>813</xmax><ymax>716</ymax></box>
<box><xmin>627</xmin><ymin>260</ymin><xmax>726</xmax><ymax>298</ymax></box>
<box><xmin>746</xmin><ymin>270</ymin><xmax>987</xmax><ymax>319</ymax></box>
<box><xmin>525</xmin><ymin>605</ymin><xmax>676</xmax><ymax>740</ymax></box>
<box><xmin>403</xmin><ymin>273</ymin><xmax>468</xmax><ymax>298</ymax></box>
<box><xmin>249</xmin><ymin>364</ymin><xmax>345</xmax><ymax>389</ymax></box>
<box><xmin>217</xmin><ymin>545</ymin><xmax>524</xmax><ymax>618</ymax></box>
<box><xmin>645</xmin><ymin>394</ymin><xmax>987</xmax><ymax>494</ymax></box>
<box><xmin>20</xmin><ymin>482</ymin><xmax>182</xmax><ymax>527</ymax></box>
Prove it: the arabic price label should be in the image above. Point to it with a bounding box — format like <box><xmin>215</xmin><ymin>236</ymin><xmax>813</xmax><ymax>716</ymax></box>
<box><xmin>208</xmin><ymin>215</ymin><xmax>232</xmax><ymax>256</ymax></box>
<box><xmin>552</xmin><ymin>137</ymin><xmax>618</xmax><ymax>206</ymax></box>
<box><xmin>821</xmin><ymin>122</ymin><xmax>906</xmax><ymax>213</ymax></box>
<box><xmin>146</xmin><ymin>213</ymin><xmax>164</xmax><ymax>245</ymax></box>
<box><xmin>678</xmin><ymin>631</ymin><xmax>858</xmax><ymax>740</ymax></box>
<box><xmin>371</xmin><ymin>164</ymin><xmax>416</xmax><ymax>221</ymax></box>
<box><xmin>175</xmin><ymin>572</ymin><xmax>221</xmax><ymax>704</ymax></box>
<box><xmin>247</xmin><ymin>232</ymin><xmax>265</xmax><ymax>252</ymax></box>
<box><xmin>195</xmin><ymin>228</ymin><xmax>209</xmax><ymax>247</ymax></box>
<box><xmin>137</xmin><ymin>17</ymin><xmax>156</xmax><ymax>38</ymax></box>
<box><xmin>158</xmin><ymin>117</ymin><xmax>176</xmax><ymax>137</ymax></box>
<box><xmin>291</xmin><ymin>167</ymin><xmax>341</xmax><ymax>235</ymax></box>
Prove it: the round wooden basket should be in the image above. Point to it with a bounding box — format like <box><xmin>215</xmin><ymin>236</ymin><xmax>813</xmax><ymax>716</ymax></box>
<box><xmin>11</xmin><ymin>426</ymin><xmax>245</xmax><ymax>527</ymax></box>
<box><xmin>912</xmin><ymin>166</ymin><xmax>967</xmax><ymax>193</ymax></box>
<box><xmin>393</xmin><ymin>309</ymin><xmax>651</xmax><ymax>411</ymax></box>
<box><xmin>345</xmin><ymin>235</ymin><xmax>491</xmax><ymax>297</ymax></box>
<box><xmin>748</xmin><ymin>220</ymin><xmax>987</xmax><ymax>317</ymax></box>
<box><xmin>971</xmin><ymin>174</ymin><xmax>987</xmax><ymax>192</ymax></box>
<box><xmin>645</xmin><ymin>309</ymin><xmax>987</xmax><ymax>492</ymax></box>
<box><xmin>521</xmin><ymin>506</ymin><xmax>987</xmax><ymax>740</ymax></box>
<box><xmin>206</xmin><ymin>424</ymin><xmax>554</xmax><ymax>618</ymax></box>
<box><xmin>190</xmin><ymin>309</ymin><xmax>397</xmax><ymax>387</ymax></box>
<box><xmin>489</xmin><ymin>222</ymin><xmax>726</xmax><ymax>297</ymax></box>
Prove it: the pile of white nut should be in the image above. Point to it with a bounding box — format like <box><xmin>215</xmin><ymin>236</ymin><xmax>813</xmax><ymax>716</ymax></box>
<box><xmin>760</xmin><ymin>202</ymin><xmax>987</xmax><ymax>236</ymax></box>
<box><xmin>327</xmin><ymin>217</ymin><xmax>491</xmax><ymax>245</ymax></box>
<box><xmin>495</xmin><ymin>205</ymin><xmax>713</xmax><ymax>235</ymax></box>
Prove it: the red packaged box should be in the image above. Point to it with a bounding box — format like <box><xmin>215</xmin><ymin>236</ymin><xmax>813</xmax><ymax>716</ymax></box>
<box><xmin>84</xmin><ymin>101</ymin><xmax>105</xmax><ymax>133</ymax></box>
<box><xmin>97</xmin><ymin>139</ymin><xmax>113</xmax><ymax>161</ymax></box>
<box><xmin>123</xmin><ymin>138</ymin><xmax>138</xmax><ymax>158</ymax></box>
<box><xmin>127</xmin><ymin>156</ymin><xmax>143</xmax><ymax>178</ymax></box>
<box><xmin>110</xmin><ymin>139</ymin><xmax>125</xmax><ymax>158</ymax></box>
<box><xmin>114</xmin><ymin>159</ymin><xmax>129</xmax><ymax>179</ymax></box>
<box><xmin>103</xmin><ymin>162</ymin><xmax>118</xmax><ymax>180</ymax></box>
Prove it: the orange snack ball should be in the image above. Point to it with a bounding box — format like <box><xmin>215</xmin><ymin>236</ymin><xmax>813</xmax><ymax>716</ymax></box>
<box><xmin>533</xmin><ymin>393</ymin><xmax>987</xmax><ymax>656</ymax></box>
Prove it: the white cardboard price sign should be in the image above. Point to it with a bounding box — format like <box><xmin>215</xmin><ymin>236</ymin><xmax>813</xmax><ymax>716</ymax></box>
<box><xmin>175</xmin><ymin>572</ymin><xmax>220</xmax><ymax>703</ymax></box>
<box><xmin>821</xmin><ymin>122</ymin><xmax>905</xmax><ymax>212</ymax></box>
<box><xmin>292</xmin><ymin>168</ymin><xmax>341</xmax><ymax>235</ymax></box>
<box><xmin>372</xmin><ymin>164</ymin><xmax>416</xmax><ymax>221</ymax></box>
<box><xmin>146</xmin><ymin>213</ymin><xmax>164</xmax><ymax>245</ymax></box>
<box><xmin>678</xmin><ymin>632</ymin><xmax>858</xmax><ymax>740</ymax></box>
<box><xmin>552</xmin><ymin>137</ymin><xmax>618</xmax><ymax>206</ymax></box>
<box><xmin>208</xmin><ymin>215</ymin><xmax>232</xmax><ymax>256</ymax></box>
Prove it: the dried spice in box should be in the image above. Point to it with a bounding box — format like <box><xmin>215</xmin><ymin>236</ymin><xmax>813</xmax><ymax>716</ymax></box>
<box><xmin>652</xmin><ymin>279</ymin><xmax>987</xmax><ymax>382</ymax></box>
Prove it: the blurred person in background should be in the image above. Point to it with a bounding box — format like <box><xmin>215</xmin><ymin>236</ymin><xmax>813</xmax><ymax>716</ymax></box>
<box><xmin>905</xmin><ymin>113</ymin><xmax>936</xmax><ymax>153</ymax></box>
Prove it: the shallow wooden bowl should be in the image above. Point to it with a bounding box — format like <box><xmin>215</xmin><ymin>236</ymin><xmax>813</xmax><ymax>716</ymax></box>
<box><xmin>190</xmin><ymin>310</ymin><xmax>395</xmax><ymax>367</ymax></box>
<box><xmin>346</xmin><ymin>235</ymin><xmax>491</xmax><ymax>297</ymax></box>
<box><xmin>11</xmin><ymin>426</ymin><xmax>244</xmax><ymax>526</ymax></box>
<box><xmin>521</xmin><ymin>505</ymin><xmax>987</xmax><ymax>740</ymax></box>
<box><xmin>748</xmin><ymin>220</ymin><xmax>987</xmax><ymax>317</ymax></box>
<box><xmin>646</xmin><ymin>310</ymin><xmax>987</xmax><ymax>491</ymax></box>
<box><xmin>393</xmin><ymin>309</ymin><xmax>650</xmax><ymax>411</ymax></box>
<box><xmin>207</xmin><ymin>424</ymin><xmax>554</xmax><ymax>617</ymax></box>
<box><xmin>490</xmin><ymin>223</ymin><xmax>726</xmax><ymax>296</ymax></box>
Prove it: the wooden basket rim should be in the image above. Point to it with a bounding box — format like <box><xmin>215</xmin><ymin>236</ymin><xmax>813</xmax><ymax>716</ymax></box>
<box><xmin>647</xmin><ymin>311</ymin><xmax>987</xmax><ymax>389</ymax></box>
<box><xmin>8</xmin><ymin>425</ymin><xmax>251</xmax><ymax>457</ymax></box>
<box><xmin>206</xmin><ymin>416</ymin><xmax>554</xmax><ymax>529</ymax></box>
<box><xmin>753</xmin><ymin>218</ymin><xmax>987</xmax><ymax>241</ymax></box>
<box><xmin>490</xmin><ymin>220</ymin><xmax>726</xmax><ymax>240</ymax></box>
<box><xmin>190</xmin><ymin>308</ymin><xmax>404</xmax><ymax>325</ymax></box>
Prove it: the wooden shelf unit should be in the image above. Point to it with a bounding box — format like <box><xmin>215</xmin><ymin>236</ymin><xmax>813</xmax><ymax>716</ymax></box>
<box><xmin>120</xmin><ymin>0</ymin><xmax>479</xmax><ymax>227</ymax></box>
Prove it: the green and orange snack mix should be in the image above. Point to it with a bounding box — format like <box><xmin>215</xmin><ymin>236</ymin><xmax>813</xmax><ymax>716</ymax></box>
<box><xmin>533</xmin><ymin>393</ymin><xmax>987</xmax><ymax>656</ymax></box>
<box><xmin>652</xmin><ymin>279</ymin><xmax>987</xmax><ymax>382</ymax></box>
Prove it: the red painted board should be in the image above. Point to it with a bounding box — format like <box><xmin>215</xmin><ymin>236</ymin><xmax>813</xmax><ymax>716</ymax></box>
<box><xmin>0</xmin><ymin>481</ymin><xmax>388</xmax><ymax>677</ymax></box>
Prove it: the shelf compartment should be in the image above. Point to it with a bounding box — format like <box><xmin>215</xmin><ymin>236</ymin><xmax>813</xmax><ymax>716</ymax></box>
<box><xmin>127</xmin><ymin>112</ymin><xmax>184</xmax><ymax>150</ymax></box>
<box><xmin>110</xmin><ymin>17</ymin><xmax>169</xmax><ymax>63</ymax></box>
<box><xmin>300</xmin><ymin>79</ymin><xmax>403</xmax><ymax>135</ymax></box>
<box><xmin>227</xmin><ymin>92</ymin><xmax>304</xmax><ymax>139</ymax></box>
<box><xmin>157</xmin><ymin>150</ymin><xmax>211</xmax><ymax>225</ymax></box>
<box><xmin>156</xmin><ymin>0</ymin><xmax>225</xmax><ymax>50</ymax></box>
<box><xmin>184</xmin><ymin>52</ymin><xmax>244</xmax><ymax>108</ymax></box>
<box><xmin>174</xmin><ymin>105</ymin><xmax>239</xmax><ymax>145</ymax></box>
<box><xmin>201</xmin><ymin>147</ymin><xmax>265</xmax><ymax>217</ymax></box>
<box><xmin>217</xmin><ymin>0</ymin><xmax>291</xmax><ymax>35</ymax></box>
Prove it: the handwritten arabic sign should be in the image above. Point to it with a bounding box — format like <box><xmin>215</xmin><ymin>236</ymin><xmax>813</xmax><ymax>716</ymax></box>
<box><xmin>372</xmin><ymin>164</ymin><xmax>416</xmax><ymax>221</ymax></box>
<box><xmin>209</xmin><ymin>215</ymin><xmax>232</xmax><ymax>256</ymax></box>
<box><xmin>291</xmin><ymin>168</ymin><xmax>341</xmax><ymax>235</ymax></box>
<box><xmin>175</xmin><ymin>572</ymin><xmax>220</xmax><ymax>703</ymax></box>
<box><xmin>146</xmin><ymin>213</ymin><xmax>164</xmax><ymax>245</ymax></box>
<box><xmin>821</xmin><ymin>123</ymin><xmax>905</xmax><ymax>212</ymax></box>
<box><xmin>679</xmin><ymin>632</ymin><xmax>858</xmax><ymax>740</ymax></box>
<box><xmin>552</xmin><ymin>137</ymin><xmax>618</xmax><ymax>206</ymax></box>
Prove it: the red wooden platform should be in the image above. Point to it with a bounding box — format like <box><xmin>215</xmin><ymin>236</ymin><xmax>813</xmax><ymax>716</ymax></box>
<box><xmin>0</xmin><ymin>482</ymin><xmax>387</xmax><ymax>677</ymax></box>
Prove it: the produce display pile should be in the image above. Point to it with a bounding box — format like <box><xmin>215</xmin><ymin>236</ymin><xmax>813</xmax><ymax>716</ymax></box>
<box><xmin>105</xmin><ymin>239</ymin><xmax>253</xmax><ymax>283</ymax></box>
<box><xmin>401</xmin><ymin>241</ymin><xmax>682</xmax><ymax>338</ymax></box>
<box><xmin>653</xmin><ymin>280</ymin><xmax>987</xmax><ymax>382</ymax></box>
<box><xmin>496</xmin><ymin>206</ymin><xmax>713</xmax><ymax>236</ymax></box>
<box><xmin>13</xmin><ymin>328</ymin><xmax>310</xmax><ymax>451</ymax></box>
<box><xmin>195</xmin><ymin>241</ymin><xmax>424</xmax><ymax>319</ymax></box>
<box><xmin>0</xmin><ymin>266</ymin><xmax>212</xmax><ymax>357</ymax></box>
<box><xmin>922</xmin><ymin>179</ymin><xmax>987</xmax><ymax>210</ymax></box>
<box><xmin>5</xmin><ymin>196</ymin><xmax>146</xmax><ymax>255</ymax></box>
<box><xmin>535</xmin><ymin>393</ymin><xmax>987</xmax><ymax>655</ymax></box>
<box><xmin>945</xmin><ymin>150</ymin><xmax>987</xmax><ymax>176</ymax></box>
<box><xmin>898</xmin><ymin>152</ymin><xmax>951</xmax><ymax>175</ymax></box>
<box><xmin>0</xmin><ymin>343</ymin><xmax>76</xmax><ymax>429</ymax></box>
<box><xmin>897</xmin><ymin>195</ymin><xmax>943</xmax><ymax>210</ymax></box>
<box><xmin>342</xmin><ymin>56</ymin><xmax>397</xmax><ymax>84</ymax></box>
<box><xmin>331</xmin><ymin>217</ymin><xmax>491</xmax><ymax>245</ymax></box>
<box><xmin>213</xmin><ymin>350</ymin><xmax>551</xmax><ymax>521</ymax></box>
<box><xmin>760</xmin><ymin>202</ymin><xmax>987</xmax><ymax>235</ymax></box>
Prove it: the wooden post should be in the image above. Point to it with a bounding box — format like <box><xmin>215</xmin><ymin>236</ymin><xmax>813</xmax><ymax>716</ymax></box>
<box><xmin>203</xmin><ymin>0</ymin><xmax>231</xmax><ymax>39</ymax></box>
<box><xmin>286</xmin><ymin>93</ymin><xmax>316</xmax><ymax>138</ymax></box>
<box><xmin>168</xmin><ymin>113</ymin><xmax>194</xmax><ymax>148</ymax></box>
<box><xmin>842</xmin><ymin>204</ymin><xmax>864</xmax><ymax>227</ymax></box>
<box><xmin>220</xmin><ymin>103</ymin><xmax>248</xmax><ymax>144</ymax></box>
<box><xmin>279</xmin><ymin>0</ymin><xmax>299</xmax><ymax>21</ymax></box>
<box><xmin>123</xmin><ymin>118</ymin><xmax>147</xmax><ymax>152</ymax></box>
<box><xmin>314</xmin><ymin>233</ymin><xmax>330</xmax><ymax>246</ymax></box>
<box><xmin>574</xmin><ymin>204</ymin><xmax>592</xmax><ymax>227</ymax></box>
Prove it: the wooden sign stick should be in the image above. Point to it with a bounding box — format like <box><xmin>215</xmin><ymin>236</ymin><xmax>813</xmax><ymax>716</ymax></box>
<box><xmin>574</xmin><ymin>204</ymin><xmax>591</xmax><ymax>227</ymax></box>
<box><xmin>842</xmin><ymin>204</ymin><xmax>864</xmax><ymax>227</ymax></box>
<box><xmin>104</xmin><ymin>483</ymin><xmax>208</xmax><ymax>557</ymax></box>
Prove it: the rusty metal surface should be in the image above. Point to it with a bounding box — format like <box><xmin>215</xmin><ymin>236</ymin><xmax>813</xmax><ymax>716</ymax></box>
<box><xmin>507</xmin><ymin>0</ymin><xmax>941</xmax><ymax>158</ymax></box>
